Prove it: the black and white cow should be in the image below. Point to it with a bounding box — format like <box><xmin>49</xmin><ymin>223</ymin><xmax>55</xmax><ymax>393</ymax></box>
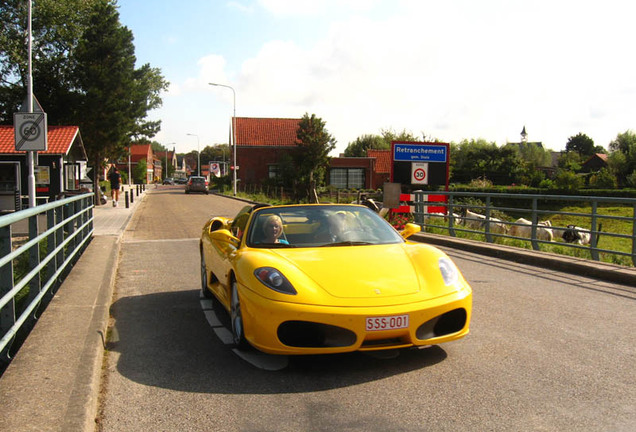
<box><xmin>562</xmin><ymin>225</ymin><xmax>591</xmax><ymax>245</ymax></box>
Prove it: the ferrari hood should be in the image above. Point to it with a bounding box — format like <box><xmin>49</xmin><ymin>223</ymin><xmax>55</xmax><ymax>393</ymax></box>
<box><xmin>273</xmin><ymin>244</ymin><xmax>425</xmax><ymax>299</ymax></box>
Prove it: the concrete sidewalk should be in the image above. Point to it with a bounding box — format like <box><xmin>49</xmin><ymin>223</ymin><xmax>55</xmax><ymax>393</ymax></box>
<box><xmin>0</xmin><ymin>186</ymin><xmax>147</xmax><ymax>432</ymax></box>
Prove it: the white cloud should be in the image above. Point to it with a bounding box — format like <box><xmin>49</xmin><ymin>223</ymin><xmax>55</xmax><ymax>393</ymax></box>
<box><xmin>174</xmin><ymin>0</ymin><xmax>636</xmax><ymax>153</ymax></box>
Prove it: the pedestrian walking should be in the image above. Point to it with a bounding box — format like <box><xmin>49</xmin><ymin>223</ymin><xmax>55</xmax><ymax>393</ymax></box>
<box><xmin>108</xmin><ymin>166</ymin><xmax>121</xmax><ymax>207</ymax></box>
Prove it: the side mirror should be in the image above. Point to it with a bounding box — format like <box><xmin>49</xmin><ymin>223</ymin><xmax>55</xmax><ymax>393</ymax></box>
<box><xmin>400</xmin><ymin>223</ymin><xmax>421</xmax><ymax>239</ymax></box>
<box><xmin>210</xmin><ymin>229</ymin><xmax>240</xmax><ymax>248</ymax></box>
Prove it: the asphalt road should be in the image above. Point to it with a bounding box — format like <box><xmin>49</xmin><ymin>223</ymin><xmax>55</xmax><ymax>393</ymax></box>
<box><xmin>96</xmin><ymin>187</ymin><xmax>635</xmax><ymax>432</ymax></box>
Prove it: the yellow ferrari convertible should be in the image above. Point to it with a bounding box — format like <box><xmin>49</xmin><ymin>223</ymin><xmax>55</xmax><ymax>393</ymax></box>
<box><xmin>200</xmin><ymin>203</ymin><xmax>472</xmax><ymax>355</ymax></box>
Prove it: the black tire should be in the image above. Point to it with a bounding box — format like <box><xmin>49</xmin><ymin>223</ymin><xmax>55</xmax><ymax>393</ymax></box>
<box><xmin>200</xmin><ymin>250</ymin><xmax>214</xmax><ymax>299</ymax></box>
<box><xmin>230</xmin><ymin>280</ymin><xmax>249</xmax><ymax>350</ymax></box>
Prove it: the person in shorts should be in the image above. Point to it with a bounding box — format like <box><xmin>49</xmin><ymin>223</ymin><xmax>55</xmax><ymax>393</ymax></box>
<box><xmin>108</xmin><ymin>166</ymin><xmax>121</xmax><ymax>207</ymax></box>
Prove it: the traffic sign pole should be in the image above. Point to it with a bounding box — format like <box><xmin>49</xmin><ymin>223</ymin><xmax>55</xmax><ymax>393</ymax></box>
<box><xmin>27</xmin><ymin>1</ymin><xmax>35</xmax><ymax>209</ymax></box>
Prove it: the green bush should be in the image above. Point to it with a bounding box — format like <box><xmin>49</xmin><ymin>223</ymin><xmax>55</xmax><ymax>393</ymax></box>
<box><xmin>552</xmin><ymin>170</ymin><xmax>584</xmax><ymax>192</ymax></box>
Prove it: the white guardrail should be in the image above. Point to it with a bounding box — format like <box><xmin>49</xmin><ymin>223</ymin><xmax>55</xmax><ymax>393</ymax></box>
<box><xmin>0</xmin><ymin>193</ymin><xmax>94</xmax><ymax>363</ymax></box>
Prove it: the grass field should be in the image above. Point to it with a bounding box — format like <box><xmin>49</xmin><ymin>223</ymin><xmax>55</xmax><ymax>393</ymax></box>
<box><xmin>423</xmin><ymin>204</ymin><xmax>635</xmax><ymax>267</ymax></box>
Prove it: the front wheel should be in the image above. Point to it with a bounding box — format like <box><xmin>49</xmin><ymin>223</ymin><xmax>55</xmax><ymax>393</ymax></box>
<box><xmin>230</xmin><ymin>280</ymin><xmax>249</xmax><ymax>350</ymax></box>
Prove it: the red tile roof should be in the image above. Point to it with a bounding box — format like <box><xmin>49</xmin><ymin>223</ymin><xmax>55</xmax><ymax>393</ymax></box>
<box><xmin>367</xmin><ymin>149</ymin><xmax>391</xmax><ymax>173</ymax></box>
<box><xmin>130</xmin><ymin>143</ymin><xmax>151</xmax><ymax>156</ymax></box>
<box><xmin>0</xmin><ymin>125</ymin><xmax>80</xmax><ymax>155</ymax></box>
<box><xmin>234</xmin><ymin>117</ymin><xmax>301</xmax><ymax>147</ymax></box>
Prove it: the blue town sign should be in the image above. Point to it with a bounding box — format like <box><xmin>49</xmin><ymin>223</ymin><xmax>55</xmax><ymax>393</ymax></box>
<box><xmin>393</xmin><ymin>143</ymin><xmax>447</xmax><ymax>162</ymax></box>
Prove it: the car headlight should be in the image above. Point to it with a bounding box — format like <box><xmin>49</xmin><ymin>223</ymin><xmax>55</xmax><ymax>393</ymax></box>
<box><xmin>438</xmin><ymin>257</ymin><xmax>459</xmax><ymax>286</ymax></box>
<box><xmin>254</xmin><ymin>267</ymin><xmax>297</xmax><ymax>295</ymax></box>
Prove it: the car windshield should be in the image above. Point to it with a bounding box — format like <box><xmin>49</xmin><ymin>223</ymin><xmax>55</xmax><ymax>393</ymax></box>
<box><xmin>245</xmin><ymin>205</ymin><xmax>404</xmax><ymax>248</ymax></box>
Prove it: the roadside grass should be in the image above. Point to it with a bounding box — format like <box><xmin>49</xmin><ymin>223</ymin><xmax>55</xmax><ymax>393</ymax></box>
<box><xmin>422</xmin><ymin>204</ymin><xmax>635</xmax><ymax>267</ymax></box>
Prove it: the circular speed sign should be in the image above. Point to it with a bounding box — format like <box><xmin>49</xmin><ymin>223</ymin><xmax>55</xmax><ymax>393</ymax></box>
<box><xmin>414</xmin><ymin>168</ymin><xmax>426</xmax><ymax>181</ymax></box>
<box><xmin>20</xmin><ymin>121</ymin><xmax>42</xmax><ymax>141</ymax></box>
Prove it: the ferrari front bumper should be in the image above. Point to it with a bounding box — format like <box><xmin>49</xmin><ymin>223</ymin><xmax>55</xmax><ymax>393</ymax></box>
<box><xmin>237</xmin><ymin>284</ymin><xmax>472</xmax><ymax>355</ymax></box>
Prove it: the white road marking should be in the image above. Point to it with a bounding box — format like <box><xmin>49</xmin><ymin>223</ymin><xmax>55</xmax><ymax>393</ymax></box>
<box><xmin>200</xmin><ymin>298</ymin><xmax>289</xmax><ymax>371</ymax></box>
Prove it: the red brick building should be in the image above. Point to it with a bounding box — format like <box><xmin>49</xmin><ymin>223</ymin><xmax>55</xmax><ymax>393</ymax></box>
<box><xmin>234</xmin><ymin>117</ymin><xmax>387</xmax><ymax>190</ymax></box>
<box><xmin>114</xmin><ymin>143</ymin><xmax>160</xmax><ymax>183</ymax></box>
<box><xmin>366</xmin><ymin>149</ymin><xmax>391</xmax><ymax>188</ymax></box>
<box><xmin>235</xmin><ymin>117</ymin><xmax>300</xmax><ymax>185</ymax></box>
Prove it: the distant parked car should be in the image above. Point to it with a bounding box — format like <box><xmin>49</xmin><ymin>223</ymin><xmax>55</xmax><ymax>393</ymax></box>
<box><xmin>175</xmin><ymin>178</ymin><xmax>187</xmax><ymax>185</ymax></box>
<box><xmin>163</xmin><ymin>177</ymin><xmax>175</xmax><ymax>185</ymax></box>
<box><xmin>185</xmin><ymin>176</ymin><xmax>209</xmax><ymax>194</ymax></box>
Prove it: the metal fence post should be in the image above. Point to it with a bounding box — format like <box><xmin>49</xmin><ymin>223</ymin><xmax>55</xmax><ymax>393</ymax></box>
<box><xmin>590</xmin><ymin>200</ymin><xmax>599</xmax><ymax>261</ymax></box>
<box><xmin>0</xmin><ymin>225</ymin><xmax>15</xmax><ymax>362</ymax></box>
<box><xmin>530</xmin><ymin>198</ymin><xmax>539</xmax><ymax>250</ymax></box>
<box><xmin>27</xmin><ymin>214</ymin><xmax>41</xmax><ymax>312</ymax></box>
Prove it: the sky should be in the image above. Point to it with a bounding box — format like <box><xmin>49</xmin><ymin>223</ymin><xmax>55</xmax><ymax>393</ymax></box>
<box><xmin>117</xmin><ymin>0</ymin><xmax>636</xmax><ymax>155</ymax></box>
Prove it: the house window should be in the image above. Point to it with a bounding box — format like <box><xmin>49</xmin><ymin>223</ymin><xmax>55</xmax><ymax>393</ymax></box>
<box><xmin>268</xmin><ymin>164</ymin><xmax>279</xmax><ymax>179</ymax></box>
<box><xmin>65</xmin><ymin>164</ymin><xmax>79</xmax><ymax>190</ymax></box>
<box><xmin>329</xmin><ymin>168</ymin><xmax>365</xmax><ymax>189</ymax></box>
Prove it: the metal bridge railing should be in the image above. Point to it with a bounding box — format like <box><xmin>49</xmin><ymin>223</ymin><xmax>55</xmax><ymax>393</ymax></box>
<box><xmin>411</xmin><ymin>191</ymin><xmax>636</xmax><ymax>266</ymax></box>
<box><xmin>0</xmin><ymin>193</ymin><xmax>94</xmax><ymax>363</ymax></box>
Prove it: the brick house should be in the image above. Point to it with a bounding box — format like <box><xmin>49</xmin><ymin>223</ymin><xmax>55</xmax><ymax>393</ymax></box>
<box><xmin>155</xmin><ymin>149</ymin><xmax>177</xmax><ymax>179</ymax></box>
<box><xmin>115</xmin><ymin>143</ymin><xmax>159</xmax><ymax>183</ymax></box>
<box><xmin>234</xmin><ymin>117</ymin><xmax>387</xmax><ymax>190</ymax></box>
<box><xmin>366</xmin><ymin>149</ymin><xmax>391</xmax><ymax>188</ymax></box>
<box><xmin>581</xmin><ymin>153</ymin><xmax>608</xmax><ymax>173</ymax></box>
<box><xmin>235</xmin><ymin>117</ymin><xmax>300</xmax><ymax>185</ymax></box>
<box><xmin>0</xmin><ymin>125</ymin><xmax>88</xmax><ymax>211</ymax></box>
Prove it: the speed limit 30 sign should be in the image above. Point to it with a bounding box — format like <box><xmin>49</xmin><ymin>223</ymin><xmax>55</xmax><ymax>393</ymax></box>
<box><xmin>411</xmin><ymin>162</ymin><xmax>429</xmax><ymax>185</ymax></box>
<box><xmin>14</xmin><ymin>112</ymin><xmax>48</xmax><ymax>151</ymax></box>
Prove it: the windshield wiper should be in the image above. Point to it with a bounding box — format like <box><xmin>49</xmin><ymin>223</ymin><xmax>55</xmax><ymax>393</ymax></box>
<box><xmin>323</xmin><ymin>241</ymin><xmax>373</xmax><ymax>247</ymax></box>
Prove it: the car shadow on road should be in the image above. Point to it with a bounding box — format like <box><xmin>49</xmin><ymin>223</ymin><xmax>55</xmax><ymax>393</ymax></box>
<box><xmin>106</xmin><ymin>289</ymin><xmax>448</xmax><ymax>395</ymax></box>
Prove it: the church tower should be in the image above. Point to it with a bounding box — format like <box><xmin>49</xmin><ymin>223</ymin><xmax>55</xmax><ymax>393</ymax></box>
<box><xmin>520</xmin><ymin>126</ymin><xmax>528</xmax><ymax>144</ymax></box>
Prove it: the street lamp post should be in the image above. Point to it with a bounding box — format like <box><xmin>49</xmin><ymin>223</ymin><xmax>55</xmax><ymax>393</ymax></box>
<box><xmin>186</xmin><ymin>133</ymin><xmax>200</xmax><ymax>176</ymax></box>
<box><xmin>209</xmin><ymin>82</ymin><xmax>237</xmax><ymax>196</ymax></box>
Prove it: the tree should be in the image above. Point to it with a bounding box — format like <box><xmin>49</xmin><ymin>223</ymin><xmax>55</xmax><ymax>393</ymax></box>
<box><xmin>343</xmin><ymin>134</ymin><xmax>387</xmax><ymax>157</ymax></box>
<box><xmin>294</xmin><ymin>113</ymin><xmax>336</xmax><ymax>201</ymax></box>
<box><xmin>450</xmin><ymin>139</ymin><xmax>523</xmax><ymax>185</ymax></box>
<box><xmin>0</xmin><ymin>0</ymin><xmax>167</xmax><ymax>202</ymax></box>
<box><xmin>589</xmin><ymin>168</ymin><xmax>617</xmax><ymax>188</ymax></box>
<box><xmin>0</xmin><ymin>0</ymin><xmax>97</xmax><ymax>124</ymax></box>
<box><xmin>343</xmin><ymin>128</ymin><xmax>425</xmax><ymax>157</ymax></box>
<box><xmin>557</xmin><ymin>151</ymin><xmax>583</xmax><ymax>172</ymax></box>
<box><xmin>200</xmin><ymin>144</ymin><xmax>230</xmax><ymax>167</ymax></box>
<box><xmin>565</xmin><ymin>133</ymin><xmax>595</xmax><ymax>157</ymax></box>
<box><xmin>608</xmin><ymin>130</ymin><xmax>636</xmax><ymax>187</ymax></box>
<box><xmin>133</xmin><ymin>159</ymin><xmax>147</xmax><ymax>184</ymax></box>
<box><xmin>506</xmin><ymin>142</ymin><xmax>552</xmax><ymax>186</ymax></box>
<box><xmin>73</xmin><ymin>0</ymin><xmax>167</xmax><ymax>198</ymax></box>
<box><xmin>553</xmin><ymin>169</ymin><xmax>584</xmax><ymax>192</ymax></box>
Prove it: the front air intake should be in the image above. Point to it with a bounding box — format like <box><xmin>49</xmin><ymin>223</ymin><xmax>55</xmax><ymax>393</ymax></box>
<box><xmin>416</xmin><ymin>308</ymin><xmax>467</xmax><ymax>340</ymax></box>
<box><xmin>277</xmin><ymin>321</ymin><xmax>356</xmax><ymax>348</ymax></box>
